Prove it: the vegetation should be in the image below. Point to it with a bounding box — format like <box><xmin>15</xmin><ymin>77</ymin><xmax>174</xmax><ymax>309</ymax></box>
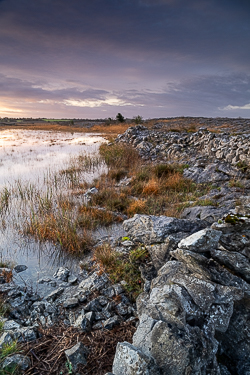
<box><xmin>94</xmin><ymin>244</ymin><xmax>149</xmax><ymax>300</ymax></box>
<box><xmin>133</xmin><ymin>115</ymin><xmax>143</xmax><ymax>124</ymax></box>
<box><xmin>116</xmin><ymin>113</ymin><xmax>125</xmax><ymax>123</ymax></box>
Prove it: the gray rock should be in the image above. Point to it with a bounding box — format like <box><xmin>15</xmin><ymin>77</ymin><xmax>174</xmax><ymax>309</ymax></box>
<box><xmin>65</xmin><ymin>342</ymin><xmax>88</xmax><ymax>371</ymax></box>
<box><xmin>146</xmin><ymin>232</ymin><xmax>187</xmax><ymax>270</ymax></box>
<box><xmin>211</xmin><ymin>249</ymin><xmax>250</xmax><ymax>282</ymax></box>
<box><xmin>53</xmin><ymin>267</ymin><xmax>70</xmax><ymax>282</ymax></box>
<box><xmin>84</xmin><ymin>298</ymin><xmax>102</xmax><ymax>312</ymax></box>
<box><xmin>123</xmin><ymin>214</ymin><xmax>206</xmax><ymax>245</ymax></box>
<box><xmin>1</xmin><ymin>354</ymin><xmax>31</xmax><ymax>371</ymax></box>
<box><xmin>103</xmin><ymin>315</ymin><xmax>121</xmax><ymax>330</ymax></box>
<box><xmin>12</xmin><ymin>327</ymin><xmax>37</xmax><ymax>342</ymax></box>
<box><xmin>63</xmin><ymin>298</ymin><xmax>79</xmax><ymax>309</ymax></box>
<box><xmin>3</xmin><ymin>320</ymin><xmax>21</xmax><ymax>330</ymax></box>
<box><xmin>78</xmin><ymin>272</ymin><xmax>109</xmax><ymax>292</ymax></box>
<box><xmin>45</xmin><ymin>287</ymin><xmax>64</xmax><ymax>301</ymax></box>
<box><xmin>178</xmin><ymin>228</ymin><xmax>222</xmax><ymax>252</ymax></box>
<box><xmin>112</xmin><ymin>342</ymin><xmax>160</xmax><ymax>375</ymax></box>
<box><xmin>14</xmin><ymin>265</ymin><xmax>28</xmax><ymax>273</ymax></box>
<box><xmin>74</xmin><ymin>314</ymin><xmax>92</xmax><ymax>332</ymax></box>
<box><xmin>68</xmin><ymin>275</ymin><xmax>78</xmax><ymax>284</ymax></box>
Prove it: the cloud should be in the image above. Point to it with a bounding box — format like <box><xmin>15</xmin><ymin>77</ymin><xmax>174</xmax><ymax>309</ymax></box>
<box><xmin>223</xmin><ymin>103</ymin><xmax>250</xmax><ymax>110</ymax></box>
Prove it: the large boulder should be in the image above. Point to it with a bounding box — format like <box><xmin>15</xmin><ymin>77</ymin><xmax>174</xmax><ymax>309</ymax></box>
<box><xmin>123</xmin><ymin>215</ymin><xmax>206</xmax><ymax>245</ymax></box>
<box><xmin>112</xmin><ymin>341</ymin><xmax>160</xmax><ymax>375</ymax></box>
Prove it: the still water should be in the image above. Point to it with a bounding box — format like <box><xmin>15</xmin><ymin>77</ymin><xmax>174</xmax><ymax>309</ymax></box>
<box><xmin>0</xmin><ymin>129</ymin><xmax>109</xmax><ymax>288</ymax></box>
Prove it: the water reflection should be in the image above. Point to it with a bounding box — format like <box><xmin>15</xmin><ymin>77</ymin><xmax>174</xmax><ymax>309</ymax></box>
<box><xmin>0</xmin><ymin>129</ymin><xmax>107</xmax><ymax>285</ymax></box>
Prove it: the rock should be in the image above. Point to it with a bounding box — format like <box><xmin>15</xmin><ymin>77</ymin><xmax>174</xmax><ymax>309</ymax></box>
<box><xmin>65</xmin><ymin>342</ymin><xmax>88</xmax><ymax>371</ymax></box>
<box><xmin>12</xmin><ymin>327</ymin><xmax>37</xmax><ymax>342</ymax></box>
<box><xmin>3</xmin><ymin>320</ymin><xmax>21</xmax><ymax>330</ymax></box>
<box><xmin>78</xmin><ymin>272</ymin><xmax>109</xmax><ymax>292</ymax></box>
<box><xmin>103</xmin><ymin>286</ymin><xmax>115</xmax><ymax>298</ymax></box>
<box><xmin>74</xmin><ymin>314</ymin><xmax>92</xmax><ymax>332</ymax></box>
<box><xmin>84</xmin><ymin>298</ymin><xmax>102</xmax><ymax>312</ymax></box>
<box><xmin>146</xmin><ymin>232</ymin><xmax>187</xmax><ymax>270</ymax></box>
<box><xmin>116</xmin><ymin>302</ymin><xmax>128</xmax><ymax>316</ymax></box>
<box><xmin>0</xmin><ymin>332</ymin><xmax>13</xmax><ymax>349</ymax></box>
<box><xmin>63</xmin><ymin>298</ymin><xmax>79</xmax><ymax>309</ymax></box>
<box><xmin>53</xmin><ymin>267</ymin><xmax>70</xmax><ymax>282</ymax></box>
<box><xmin>14</xmin><ymin>265</ymin><xmax>28</xmax><ymax>273</ymax></box>
<box><xmin>103</xmin><ymin>315</ymin><xmax>121</xmax><ymax>330</ymax></box>
<box><xmin>211</xmin><ymin>249</ymin><xmax>250</xmax><ymax>282</ymax></box>
<box><xmin>68</xmin><ymin>275</ymin><xmax>78</xmax><ymax>284</ymax></box>
<box><xmin>123</xmin><ymin>214</ymin><xmax>206</xmax><ymax>245</ymax></box>
<box><xmin>183</xmin><ymin>164</ymin><xmax>230</xmax><ymax>183</ymax></box>
<box><xmin>45</xmin><ymin>287</ymin><xmax>64</xmax><ymax>301</ymax></box>
<box><xmin>1</xmin><ymin>354</ymin><xmax>31</xmax><ymax>371</ymax></box>
<box><xmin>112</xmin><ymin>342</ymin><xmax>160</xmax><ymax>375</ymax></box>
<box><xmin>178</xmin><ymin>228</ymin><xmax>222</xmax><ymax>252</ymax></box>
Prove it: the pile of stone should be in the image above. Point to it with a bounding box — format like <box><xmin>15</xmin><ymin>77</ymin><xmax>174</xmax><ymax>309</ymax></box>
<box><xmin>110</xmin><ymin>213</ymin><xmax>250</xmax><ymax>375</ymax></box>
<box><xmin>117</xmin><ymin>125</ymin><xmax>250</xmax><ymax>169</ymax></box>
<box><xmin>0</xmin><ymin>264</ymin><xmax>137</xmax><ymax>373</ymax></box>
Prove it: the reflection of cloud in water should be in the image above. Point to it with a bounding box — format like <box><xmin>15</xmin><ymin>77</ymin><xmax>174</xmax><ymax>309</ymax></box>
<box><xmin>0</xmin><ymin>129</ymin><xmax>108</xmax><ymax>286</ymax></box>
<box><xmin>0</xmin><ymin>129</ymin><xmax>106</xmax><ymax>188</ymax></box>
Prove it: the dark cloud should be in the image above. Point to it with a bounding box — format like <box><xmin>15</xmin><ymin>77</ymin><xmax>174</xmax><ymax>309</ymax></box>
<box><xmin>0</xmin><ymin>0</ymin><xmax>249</xmax><ymax>117</ymax></box>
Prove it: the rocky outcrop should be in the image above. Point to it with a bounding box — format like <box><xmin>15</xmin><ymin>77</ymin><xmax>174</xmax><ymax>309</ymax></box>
<box><xmin>117</xmin><ymin>125</ymin><xmax>250</xmax><ymax>169</ymax></box>
<box><xmin>112</xmin><ymin>213</ymin><xmax>250</xmax><ymax>374</ymax></box>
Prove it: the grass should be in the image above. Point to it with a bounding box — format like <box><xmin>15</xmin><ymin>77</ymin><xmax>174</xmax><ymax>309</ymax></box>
<box><xmin>24</xmin><ymin>210</ymin><xmax>93</xmax><ymax>255</ymax></box>
<box><xmin>228</xmin><ymin>179</ymin><xmax>245</xmax><ymax>188</ymax></box>
<box><xmin>94</xmin><ymin>244</ymin><xmax>149</xmax><ymax>300</ymax></box>
<box><xmin>87</xmin><ymin>143</ymin><xmax>212</xmax><ymax>218</ymax></box>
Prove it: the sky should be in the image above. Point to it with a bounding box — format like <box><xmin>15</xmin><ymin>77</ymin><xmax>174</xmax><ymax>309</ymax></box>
<box><xmin>0</xmin><ymin>0</ymin><xmax>250</xmax><ymax>119</ymax></box>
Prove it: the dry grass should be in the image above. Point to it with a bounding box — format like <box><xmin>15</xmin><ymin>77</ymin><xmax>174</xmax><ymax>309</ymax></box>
<box><xmin>78</xmin><ymin>205</ymin><xmax>123</xmax><ymax>229</ymax></box>
<box><xmin>22</xmin><ymin>321</ymin><xmax>136</xmax><ymax>375</ymax></box>
<box><xmin>86</xmin><ymin>143</ymin><xmax>213</xmax><ymax>219</ymax></box>
<box><xmin>142</xmin><ymin>179</ymin><xmax>159</xmax><ymax>195</ymax></box>
<box><xmin>127</xmin><ymin>199</ymin><xmax>146</xmax><ymax>215</ymax></box>
<box><xmin>24</xmin><ymin>211</ymin><xmax>93</xmax><ymax>254</ymax></box>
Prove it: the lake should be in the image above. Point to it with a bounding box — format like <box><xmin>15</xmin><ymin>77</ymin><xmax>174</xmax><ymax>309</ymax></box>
<box><xmin>0</xmin><ymin>128</ymin><xmax>111</xmax><ymax>289</ymax></box>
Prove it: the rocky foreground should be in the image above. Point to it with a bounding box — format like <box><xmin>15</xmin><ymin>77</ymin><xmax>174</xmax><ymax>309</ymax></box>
<box><xmin>1</xmin><ymin>122</ymin><xmax>250</xmax><ymax>374</ymax></box>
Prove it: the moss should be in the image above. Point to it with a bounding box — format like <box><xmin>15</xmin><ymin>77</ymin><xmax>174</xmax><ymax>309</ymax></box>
<box><xmin>224</xmin><ymin>214</ymin><xmax>240</xmax><ymax>224</ymax></box>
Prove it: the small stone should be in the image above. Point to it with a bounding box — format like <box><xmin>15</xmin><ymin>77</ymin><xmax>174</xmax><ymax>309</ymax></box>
<box><xmin>53</xmin><ymin>267</ymin><xmax>70</xmax><ymax>282</ymax></box>
<box><xmin>13</xmin><ymin>327</ymin><xmax>37</xmax><ymax>342</ymax></box>
<box><xmin>97</xmin><ymin>295</ymin><xmax>108</xmax><ymax>306</ymax></box>
<box><xmin>65</xmin><ymin>342</ymin><xmax>88</xmax><ymax>371</ymax></box>
<box><xmin>14</xmin><ymin>265</ymin><xmax>28</xmax><ymax>273</ymax></box>
<box><xmin>4</xmin><ymin>320</ymin><xmax>21</xmax><ymax>330</ymax></box>
<box><xmin>113</xmin><ymin>284</ymin><xmax>124</xmax><ymax>295</ymax></box>
<box><xmin>85</xmin><ymin>311</ymin><xmax>95</xmax><ymax>323</ymax></box>
<box><xmin>84</xmin><ymin>298</ymin><xmax>102</xmax><ymax>312</ymax></box>
<box><xmin>103</xmin><ymin>286</ymin><xmax>115</xmax><ymax>298</ymax></box>
<box><xmin>103</xmin><ymin>315</ymin><xmax>121</xmax><ymax>330</ymax></box>
<box><xmin>45</xmin><ymin>287</ymin><xmax>64</xmax><ymax>301</ymax></box>
<box><xmin>92</xmin><ymin>321</ymin><xmax>104</xmax><ymax>330</ymax></box>
<box><xmin>74</xmin><ymin>314</ymin><xmax>92</xmax><ymax>332</ymax></box>
<box><xmin>68</xmin><ymin>275</ymin><xmax>78</xmax><ymax>284</ymax></box>
<box><xmin>2</xmin><ymin>354</ymin><xmax>31</xmax><ymax>371</ymax></box>
<box><xmin>178</xmin><ymin>228</ymin><xmax>222</xmax><ymax>252</ymax></box>
<box><xmin>116</xmin><ymin>302</ymin><xmax>128</xmax><ymax>316</ymax></box>
<box><xmin>63</xmin><ymin>298</ymin><xmax>79</xmax><ymax>309</ymax></box>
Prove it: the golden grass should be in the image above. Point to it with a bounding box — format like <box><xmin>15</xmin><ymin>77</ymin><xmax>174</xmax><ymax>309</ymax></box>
<box><xmin>127</xmin><ymin>199</ymin><xmax>146</xmax><ymax>215</ymax></box>
<box><xmin>24</xmin><ymin>211</ymin><xmax>93</xmax><ymax>254</ymax></box>
<box><xmin>142</xmin><ymin>179</ymin><xmax>159</xmax><ymax>196</ymax></box>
